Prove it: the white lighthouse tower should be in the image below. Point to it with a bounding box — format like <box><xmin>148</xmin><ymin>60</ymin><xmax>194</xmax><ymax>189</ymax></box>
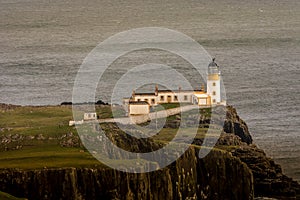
<box><xmin>207</xmin><ymin>58</ymin><xmax>221</xmax><ymax>105</ymax></box>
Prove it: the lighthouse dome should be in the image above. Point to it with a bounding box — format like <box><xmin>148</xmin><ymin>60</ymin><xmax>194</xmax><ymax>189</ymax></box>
<box><xmin>208</xmin><ymin>58</ymin><xmax>218</xmax><ymax>67</ymax></box>
<box><xmin>208</xmin><ymin>58</ymin><xmax>220</xmax><ymax>74</ymax></box>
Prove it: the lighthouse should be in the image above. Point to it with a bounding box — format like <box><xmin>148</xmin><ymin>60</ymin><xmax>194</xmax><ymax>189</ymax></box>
<box><xmin>123</xmin><ymin>58</ymin><xmax>225</xmax><ymax>115</ymax></box>
<box><xmin>207</xmin><ymin>58</ymin><xmax>221</xmax><ymax>104</ymax></box>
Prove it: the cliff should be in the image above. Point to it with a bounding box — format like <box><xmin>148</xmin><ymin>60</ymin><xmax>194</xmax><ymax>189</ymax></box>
<box><xmin>0</xmin><ymin>104</ymin><xmax>299</xmax><ymax>199</ymax></box>
<box><xmin>0</xmin><ymin>147</ymin><xmax>253</xmax><ymax>200</ymax></box>
<box><xmin>205</xmin><ymin>106</ymin><xmax>300</xmax><ymax>199</ymax></box>
<box><xmin>233</xmin><ymin>144</ymin><xmax>300</xmax><ymax>199</ymax></box>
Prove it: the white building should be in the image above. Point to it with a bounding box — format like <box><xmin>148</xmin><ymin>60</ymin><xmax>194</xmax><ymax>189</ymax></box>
<box><xmin>192</xmin><ymin>92</ymin><xmax>211</xmax><ymax>106</ymax></box>
<box><xmin>128</xmin><ymin>101</ymin><xmax>150</xmax><ymax>115</ymax></box>
<box><xmin>69</xmin><ymin>112</ymin><xmax>97</xmax><ymax>126</ymax></box>
<box><xmin>124</xmin><ymin>59</ymin><xmax>225</xmax><ymax>115</ymax></box>
<box><xmin>83</xmin><ymin>112</ymin><xmax>97</xmax><ymax>121</ymax></box>
<box><xmin>129</xmin><ymin>86</ymin><xmax>199</xmax><ymax>107</ymax></box>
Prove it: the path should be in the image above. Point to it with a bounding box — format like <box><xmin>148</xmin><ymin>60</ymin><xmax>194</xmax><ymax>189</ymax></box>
<box><xmin>98</xmin><ymin>105</ymin><xmax>203</xmax><ymax>125</ymax></box>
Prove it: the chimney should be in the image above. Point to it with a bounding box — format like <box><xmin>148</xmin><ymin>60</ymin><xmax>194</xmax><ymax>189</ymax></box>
<box><xmin>155</xmin><ymin>85</ymin><xmax>158</xmax><ymax>96</ymax></box>
<box><xmin>201</xmin><ymin>84</ymin><xmax>205</xmax><ymax>91</ymax></box>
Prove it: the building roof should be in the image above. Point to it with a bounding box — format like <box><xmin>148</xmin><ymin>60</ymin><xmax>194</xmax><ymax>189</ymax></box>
<box><xmin>208</xmin><ymin>58</ymin><xmax>220</xmax><ymax>75</ymax></box>
<box><xmin>129</xmin><ymin>101</ymin><xmax>149</xmax><ymax>105</ymax></box>
<box><xmin>134</xmin><ymin>92</ymin><xmax>156</xmax><ymax>96</ymax></box>
<box><xmin>133</xmin><ymin>89</ymin><xmax>205</xmax><ymax>96</ymax></box>
<box><xmin>208</xmin><ymin>58</ymin><xmax>218</xmax><ymax>68</ymax></box>
<box><xmin>157</xmin><ymin>89</ymin><xmax>203</xmax><ymax>93</ymax></box>
<box><xmin>194</xmin><ymin>93</ymin><xmax>209</xmax><ymax>98</ymax></box>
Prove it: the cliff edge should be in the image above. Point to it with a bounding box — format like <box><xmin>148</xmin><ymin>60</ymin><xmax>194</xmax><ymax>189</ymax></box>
<box><xmin>0</xmin><ymin>104</ymin><xmax>298</xmax><ymax>199</ymax></box>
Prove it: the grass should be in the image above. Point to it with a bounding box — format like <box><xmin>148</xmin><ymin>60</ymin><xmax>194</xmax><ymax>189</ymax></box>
<box><xmin>0</xmin><ymin>106</ymin><xmax>72</xmax><ymax>128</ymax></box>
<box><xmin>0</xmin><ymin>191</ymin><xmax>27</xmax><ymax>200</ymax></box>
<box><xmin>96</xmin><ymin>105</ymin><xmax>126</xmax><ymax>119</ymax></box>
<box><xmin>0</xmin><ymin>144</ymin><xmax>103</xmax><ymax>169</ymax></box>
<box><xmin>0</xmin><ymin>105</ymin><xmax>105</xmax><ymax>169</ymax></box>
<box><xmin>152</xmin><ymin>103</ymin><xmax>192</xmax><ymax>112</ymax></box>
<box><xmin>0</xmin><ymin>104</ymin><xmax>223</xmax><ymax>170</ymax></box>
<box><xmin>152</xmin><ymin>127</ymin><xmax>207</xmax><ymax>143</ymax></box>
<box><xmin>0</xmin><ymin>106</ymin><xmax>74</xmax><ymax>137</ymax></box>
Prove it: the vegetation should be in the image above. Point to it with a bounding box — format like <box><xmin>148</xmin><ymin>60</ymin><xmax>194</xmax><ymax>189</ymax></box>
<box><xmin>0</xmin><ymin>191</ymin><xmax>27</xmax><ymax>200</ymax></box>
<box><xmin>0</xmin><ymin>145</ymin><xmax>103</xmax><ymax>169</ymax></box>
<box><xmin>152</xmin><ymin>103</ymin><xmax>192</xmax><ymax>112</ymax></box>
<box><xmin>0</xmin><ymin>106</ymin><xmax>73</xmax><ymax>136</ymax></box>
<box><xmin>95</xmin><ymin>105</ymin><xmax>126</xmax><ymax>119</ymax></box>
<box><xmin>0</xmin><ymin>104</ymin><xmax>218</xmax><ymax>169</ymax></box>
<box><xmin>0</xmin><ymin>105</ymin><xmax>103</xmax><ymax>169</ymax></box>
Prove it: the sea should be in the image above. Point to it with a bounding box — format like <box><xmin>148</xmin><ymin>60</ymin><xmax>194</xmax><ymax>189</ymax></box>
<box><xmin>0</xmin><ymin>0</ymin><xmax>299</xmax><ymax>181</ymax></box>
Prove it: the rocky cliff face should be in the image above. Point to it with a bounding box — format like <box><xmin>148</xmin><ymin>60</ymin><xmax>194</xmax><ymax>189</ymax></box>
<box><xmin>216</xmin><ymin>133</ymin><xmax>300</xmax><ymax>199</ymax></box>
<box><xmin>223</xmin><ymin>106</ymin><xmax>300</xmax><ymax>199</ymax></box>
<box><xmin>233</xmin><ymin>144</ymin><xmax>300</xmax><ymax>199</ymax></box>
<box><xmin>0</xmin><ymin>147</ymin><xmax>253</xmax><ymax>200</ymax></box>
<box><xmin>223</xmin><ymin>106</ymin><xmax>253</xmax><ymax>144</ymax></box>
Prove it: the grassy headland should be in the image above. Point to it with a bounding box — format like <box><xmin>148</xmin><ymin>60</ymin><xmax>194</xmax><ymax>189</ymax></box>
<box><xmin>0</xmin><ymin>104</ymin><xmax>217</xmax><ymax>169</ymax></box>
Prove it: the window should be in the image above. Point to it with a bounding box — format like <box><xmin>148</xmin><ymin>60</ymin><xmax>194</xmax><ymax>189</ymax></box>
<box><xmin>160</xmin><ymin>96</ymin><xmax>164</xmax><ymax>101</ymax></box>
<box><xmin>213</xmin><ymin>99</ymin><xmax>216</xmax><ymax>103</ymax></box>
<box><xmin>213</xmin><ymin>82</ymin><xmax>216</xmax><ymax>86</ymax></box>
<box><xmin>151</xmin><ymin>99</ymin><xmax>155</xmax><ymax>104</ymax></box>
<box><xmin>213</xmin><ymin>91</ymin><xmax>216</xmax><ymax>95</ymax></box>
<box><xmin>174</xmin><ymin>96</ymin><xmax>178</xmax><ymax>101</ymax></box>
<box><xmin>137</xmin><ymin>99</ymin><xmax>141</xmax><ymax>101</ymax></box>
<box><xmin>184</xmin><ymin>95</ymin><xmax>188</xmax><ymax>101</ymax></box>
<box><xmin>145</xmin><ymin>99</ymin><xmax>148</xmax><ymax>102</ymax></box>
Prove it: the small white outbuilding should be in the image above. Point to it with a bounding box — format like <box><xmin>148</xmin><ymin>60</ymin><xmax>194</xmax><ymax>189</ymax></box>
<box><xmin>129</xmin><ymin>101</ymin><xmax>150</xmax><ymax>115</ymax></box>
<box><xmin>83</xmin><ymin>112</ymin><xmax>97</xmax><ymax>120</ymax></box>
<box><xmin>193</xmin><ymin>92</ymin><xmax>211</xmax><ymax>106</ymax></box>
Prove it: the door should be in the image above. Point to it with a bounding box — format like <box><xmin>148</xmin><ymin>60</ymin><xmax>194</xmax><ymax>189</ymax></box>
<box><xmin>167</xmin><ymin>95</ymin><xmax>172</xmax><ymax>103</ymax></box>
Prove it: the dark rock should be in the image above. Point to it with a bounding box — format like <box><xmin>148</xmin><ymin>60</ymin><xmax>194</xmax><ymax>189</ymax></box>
<box><xmin>0</xmin><ymin>147</ymin><xmax>254</xmax><ymax>200</ymax></box>
<box><xmin>162</xmin><ymin>105</ymin><xmax>253</xmax><ymax>144</ymax></box>
<box><xmin>0</xmin><ymin>134</ymin><xmax>25</xmax><ymax>151</ymax></box>
<box><xmin>0</xmin><ymin>103</ymin><xmax>21</xmax><ymax>111</ymax></box>
<box><xmin>223</xmin><ymin>106</ymin><xmax>253</xmax><ymax>144</ymax></box>
<box><xmin>59</xmin><ymin>132</ymin><xmax>82</xmax><ymax>148</ymax></box>
<box><xmin>232</xmin><ymin>144</ymin><xmax>300</xmax><ymax>199</ymax></box>
<box><xmin>217</xmin><ymin>133</ymin><xmax>243</xmax><ymax>146</ymax></box>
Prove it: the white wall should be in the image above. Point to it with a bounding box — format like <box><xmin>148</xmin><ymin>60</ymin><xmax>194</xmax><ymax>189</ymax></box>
<box><xmin>207</xmin><ymin>78</ymin><xmax>221</xmax><ymax>104</ymax></box>
<box><xmin>157</xmin><ymin>92</ymin><xmax>173</xmax><ymax>104</ymax></box>
<box><xmin>133</xmin><ymin>95</ymin><xmax>158</xmax><ymax>105</ymax></box>
<box><xmin>129</xmin><ymin>104</ymin><xmax>150</xmax><ymax>115</ymax></box>
<box><xmin>176</xmin><ymin>92</ymin><xmax>193</xmax><ymax>103</ymax></box>
<box><xmin>199</xmin><ymin>98</ymin><xmax>207</xmax><ymax>105</ymax></box>
<box><xmin>132</xmin><ymin>91</ymin><xmax>194</xmax><ymax>105</ymax></box>
<box><xmin>157</xmin><ymin>91</ymin><xmax>193</xmax><ymax>104</ymax></box>
<box><xmin>84</xmin><ymin>112</ymin><xmax>97</xmax><ymax>120</ymax></box>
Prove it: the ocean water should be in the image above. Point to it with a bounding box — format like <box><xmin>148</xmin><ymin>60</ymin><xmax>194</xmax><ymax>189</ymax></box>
<box><xmin>0</xmin><ymin>0</ymin><xmax>299</xmax><ymax>180</ymax></box>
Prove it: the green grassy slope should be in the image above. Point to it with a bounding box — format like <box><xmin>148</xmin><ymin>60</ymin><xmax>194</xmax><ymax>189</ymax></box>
<box><xmin>0</xmin><ymin>105</ymin><xmax>102</xmax><ymax>169</ymax></box>
<box><xmin>0</xmin><ymin>191</ymin><xmax>27</xmax><ymax>200</ymax></box>
<box><xmin>0</xmin><ymin>104</ymin><xmax>218</xmax><ymax>169</ymax></box>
